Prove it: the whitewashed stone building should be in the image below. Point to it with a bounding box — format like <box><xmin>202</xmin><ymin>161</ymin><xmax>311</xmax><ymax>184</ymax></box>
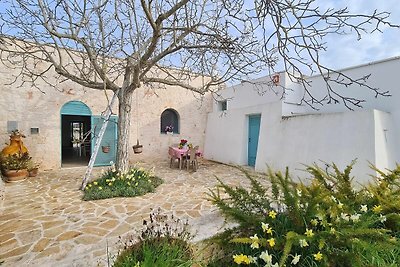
<box><xmin>204</xmin><ymin>56</ymin><xmax>400</xmax><ymax>182</ymax></box>
<box><xmin>0</xmin><ymin>58</ymin><xmax>212</xmax><ymax>169</ymax></box>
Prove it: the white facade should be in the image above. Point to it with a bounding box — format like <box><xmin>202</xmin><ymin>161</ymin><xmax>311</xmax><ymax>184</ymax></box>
<box><xmin>204</xmin><ymin>57</ymin><xmax>400</xmax><ymax>181</ymax></box>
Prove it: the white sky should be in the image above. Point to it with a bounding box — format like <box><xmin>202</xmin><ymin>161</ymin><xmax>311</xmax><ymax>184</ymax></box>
<box><xmin>315</xmin><ymin>0</ymin><xmax>400</xmax><ymax>70</ymax></box>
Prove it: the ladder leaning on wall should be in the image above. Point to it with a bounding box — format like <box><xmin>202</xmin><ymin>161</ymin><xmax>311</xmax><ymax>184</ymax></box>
<box><xmin>80</xmin><ymin>90</ymin><xmax>119</xmax><ymax>190</ymax></box>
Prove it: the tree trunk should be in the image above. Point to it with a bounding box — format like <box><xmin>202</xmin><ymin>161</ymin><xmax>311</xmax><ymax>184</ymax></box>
<box><xmin>116</xmin><ymin>87</ymin><xmax>134</xmax><ymax>173</ymax></box>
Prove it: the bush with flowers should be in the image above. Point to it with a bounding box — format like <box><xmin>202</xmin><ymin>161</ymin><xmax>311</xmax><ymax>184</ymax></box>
<box><xmin>83</xmin><ymin>164</ymin><xmax>163</xmax><ymax>201</ymax></box>
<box><xmin>207</xmin><ymin>162</ymin><xmax>400</xmax><ymax>267</ymax></box>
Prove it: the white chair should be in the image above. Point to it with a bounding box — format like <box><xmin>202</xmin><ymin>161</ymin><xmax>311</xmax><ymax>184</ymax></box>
<box><xmin>185</xmin><ymin>146</ymin><xmax>199</xmax><ymax>171</ymax></box>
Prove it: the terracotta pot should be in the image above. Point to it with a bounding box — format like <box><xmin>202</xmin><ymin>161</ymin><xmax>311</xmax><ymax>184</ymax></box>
<box><xmin>28</xmin><ymin>168</ymin><xmax>39</xmax><ymax>177</ymax></box>
<box><xmin>3</xmin><ymin>169</ymin><xmax>28</xmax><ymax>182</ymax></box>
<box><xmin>132</xmin><ymin>140</ymin><xmax>143</xmax><ymax>154</ymax></box>
<box><xmin>102</xmin><ymin>146</ymin><xmax>110</xmax><ymax>153</ymax></box>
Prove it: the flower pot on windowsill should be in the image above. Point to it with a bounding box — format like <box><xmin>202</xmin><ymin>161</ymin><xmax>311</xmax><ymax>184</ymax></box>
<box><xmin>102</xmin><ymin>146</ymin><xmax>111</xmax><ymax>153</ymax></box>
<box><xmin>132</xmin><ymin>140</ymin><xmax>143</xmax><ymax>154</ymax></box>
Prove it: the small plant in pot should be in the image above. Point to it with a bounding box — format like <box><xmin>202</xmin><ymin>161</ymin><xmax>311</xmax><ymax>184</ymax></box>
<box><xmin>101</xmin><ymin>143</ymin><xmax>111</xmax><ymax>153</ymax></box>
<box><xmin>27</xmin><ymin>161</ymin><xmax>40</xmax><ymax>177</ymax></box>
<box><xmin>0</xmin><ymin>153</ymin><xmax>31</xmax><ymax>182</ymax></box>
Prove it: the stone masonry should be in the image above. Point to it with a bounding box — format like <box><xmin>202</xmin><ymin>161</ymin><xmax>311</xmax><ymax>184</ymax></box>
<box><xmin>0</xmin><ymin>160</ymin><xmax>254</xmax><ymax>266</ymax></box>
<box><xmin>0</xmin><ymin>54</ymin><xmax>213</xmax><ymax>170</ymax></box>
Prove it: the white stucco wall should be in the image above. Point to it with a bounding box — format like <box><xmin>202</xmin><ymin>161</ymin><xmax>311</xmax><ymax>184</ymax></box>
<box><xmin>213</xmin><ymin>73</ymin><xmax>285</xmax><ymax>111</ymax></box>
<box><xmin>205</xmin><ymin>100</ymin><xmax>395</xmax><ymax>183</ymax></box>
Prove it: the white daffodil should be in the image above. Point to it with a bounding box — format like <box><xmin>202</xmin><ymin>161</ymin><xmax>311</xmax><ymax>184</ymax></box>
<box><xmin>291</xmin><ymin>254</ymin><xmax>301</xmax><ymax>265</ymax></box>
<box><xmin>360</xmin><ymin>204</ymin><xmax>368</xmax><ymax>212</ymax></box>
<box><xmin>350</xmin><ymin>213</ymin><xmax>361</xmax><ymax>222</ymax></box>
<box><xmin>341</xmin><ymin>213</ymin><xmax>350</xmax><ymax>221</ymax></box>
<box><xmin>260</xmin><ymin>250</ymin><xmax>272</xmax><ymax>264</ymax></box>
<box><xmin>261</xmin><ymin>222</ymin><xmax>270</xmax><ymax>232</ymax></box>
<box><xmin>299</xmin><ymin>239</ymin><xmax>309</xmax><ymax>247</ymax></box>
<box><xmin>250</xmin><ymin>234</ymin><xmax>260</xmax><ymax>249</ymax></box>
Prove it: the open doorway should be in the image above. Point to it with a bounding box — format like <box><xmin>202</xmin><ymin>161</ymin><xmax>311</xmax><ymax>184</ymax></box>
<box><xmin>61</xmin><ymin>115</ymin><xmax>91</xmax><ymax>167</ymax></box>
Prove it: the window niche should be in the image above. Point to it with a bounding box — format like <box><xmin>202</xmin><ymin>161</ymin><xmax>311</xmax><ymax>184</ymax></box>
<box><xmin>218</xmin><ymin>100</ymin><xmax>227</xmax><ymax>111</ymax></box>
<box><xmin>160</xmin><ymin>109</ymin><xmax>179</xmax><ymax>134</ymax></box>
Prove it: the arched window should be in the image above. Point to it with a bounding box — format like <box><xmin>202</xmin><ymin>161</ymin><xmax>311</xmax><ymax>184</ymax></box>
<box><xmin>160</xmin><ymin>109</ymin><xmax>179</xmax><ymax>134</ymax></box>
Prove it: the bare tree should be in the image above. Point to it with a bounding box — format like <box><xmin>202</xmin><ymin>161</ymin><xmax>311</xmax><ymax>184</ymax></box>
<box><xmin>0</xmin><ymin>0</ymin><xmax>397</xmax><ymax>183</ymax></box>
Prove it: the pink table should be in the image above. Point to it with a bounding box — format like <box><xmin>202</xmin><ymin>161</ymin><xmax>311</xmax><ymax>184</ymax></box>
<box><xmin>168</xmin><ymin>147</ymin><xmax>202</xmax><ymax>169</ymax></box>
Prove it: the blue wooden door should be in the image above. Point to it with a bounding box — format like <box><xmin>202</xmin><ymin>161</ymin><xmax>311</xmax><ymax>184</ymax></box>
<box><xmin>92</xmin><ymin>115</ymin><xmax>118</xmax><ymax>166</ymax></box>
<box><xmin>248</xmin><ymin>115</ymin><xmax>261</xmax><ymax>166</ymax></box>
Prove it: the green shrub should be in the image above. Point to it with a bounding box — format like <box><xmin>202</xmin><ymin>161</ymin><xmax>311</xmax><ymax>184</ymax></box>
<box><xmin>83</xmin><ymin>167</ymin><xmax>163</xmax><ymax>200</ymax></box>
<box><xmin>0</xmin><ymin>152</ymin><xmax>31</xmax><ymax>171</ymax></box>
<box><xmin>207</xmin><ymin>162</ymin><xmax>400</xmax><ymax>267</ymax></box>
<box><xmin>114</xmin><ymin>208</ymin><xmax>193</xmax><ymax>267</ymax></box>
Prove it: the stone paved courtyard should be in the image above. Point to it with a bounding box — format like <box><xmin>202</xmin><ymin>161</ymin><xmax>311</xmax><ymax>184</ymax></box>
<box><xmin>0</xmin><ymin>160</ymin><xmax>253</xmax><ymax>267</ymax></box>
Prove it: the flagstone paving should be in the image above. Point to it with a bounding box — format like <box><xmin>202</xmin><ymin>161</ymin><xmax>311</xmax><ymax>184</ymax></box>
<box><xmin>0</xmin><ymin>160</ymin><xmax>255</xmax><ymax>267</ymax></box>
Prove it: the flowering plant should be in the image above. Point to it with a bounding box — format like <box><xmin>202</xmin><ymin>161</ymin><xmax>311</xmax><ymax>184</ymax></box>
<box><xmin>209</xmin><ymin>162</ymin><xmax>400</xmax><ymax>266</ymax></box>
<box><xmin>164</xmin><ymin>125</ymin><xmax>174</xmax><ymax>133</ymax></box>
<box><xmin>178</xmin><ymin>139</ymin><xmax>188</xmax><ymax>149</ymax></box>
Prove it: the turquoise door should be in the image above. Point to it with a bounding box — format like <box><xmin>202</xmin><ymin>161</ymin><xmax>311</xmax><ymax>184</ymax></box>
<box><xmin>92</xmin><ymin>115</ymin><xmax>118</xmax><ymax>166</ymax></box>
<box><xmin>248</xmin><ymin>115</ymin><xmax>261</xmax><ymax>166</ymax></box>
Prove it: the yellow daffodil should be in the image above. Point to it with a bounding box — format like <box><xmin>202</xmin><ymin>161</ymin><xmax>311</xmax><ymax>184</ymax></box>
<box><xmin>98</xmin><ymin>186</ymin><xmax>103</xmax><ymax>190</ymax></box>
<box><xmin>233</xmin><ymin>254</ymin><xmax>251</xmax><ymax>264</ymax></box>
<box><xmin>299</xmin><ymin>239</ymin><xmax>309</xmax><ymax>247</ymax></box>
<box><xmin>267</xmin><ymin>227</ymin><xmax>273</xmax><ymax>235</ymax></box>
<box><xmin>93</xmin><ymin>181</ymin><xmax>98</xmax><ymax>185</ymax></box>
<box><xmin>88</xmin><ymin>184</ymin><xmax>92</xmax><ymax>187</ymax></box>
<box><xmin>373</xmin><ymin>205</ymin><xmax>382</xmax><ymax>213</ymax></box>
<box><xmin>313</xmin><ymin>251</ymin><xmax>323</xmax><ymax>261</ymax></box>
<box><xmin>311</xmin><ymin>219</ymin><xmax>319</xmax><ymax>226</ymax></box>
<box><xmin>305</xmin><ymin>228</ymin><xmax>314</xmax><ymax>237</ymax></box>
<box><xmin>269</xmin><ymin>210</ymin><xmax>277</xmax><ymax>219</ymax></box>
<box><xmin>250</xmin><ymin>234</ymin><xmax>260</xmax><ymax>249</ymax></box>
<box><xmin>108</xmin><ymin>182</ymin><xmax>112</xmax><ymax>186</ymax></box>
<box><xmin>360</xmin><ymin>204</ymin><xmax>368</xmax><ymax>212</ymax></box>
<box><xmin>330</xmin><ymin>227</ymin><xmax>336</xmax><ymax>234</ymax></box>
<box><xmin>337</xmin><ymin>201</ymin><xmax>343</xmax><ymax>209</ymax></box>
<box><xmin>291</xmin><ymin>254</ymin><xmax>301</xmax><ymax>265</ymax></box>
<box><xmin>267</xmin><ymin>238</ymin><xmax>275</xmax><ymax>247</ymax></box>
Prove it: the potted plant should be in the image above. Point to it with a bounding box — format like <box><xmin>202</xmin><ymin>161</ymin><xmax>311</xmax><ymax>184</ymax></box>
<box><xmin>132</xmin><ymin>139</ymin><xmax>143</xmax><ymax>154</ymax></box>
<box><xmin>0</xmin><ymin>152</ymin><xmax>31</xmax><ymax>182</ymax></box>
<box><xmin>164</xmin><ymin>125</ymin><xmax>174</xmax><ymax>134</ymax></box>
<box><xmin>102</xmin><ymin>144</ymin><xmax>111</xmax><ymax>153</ymax></box>
<box><xmin>27</xmin><ymin>161</ymin><xmax>40</xmax><ymax>177</ymax></box>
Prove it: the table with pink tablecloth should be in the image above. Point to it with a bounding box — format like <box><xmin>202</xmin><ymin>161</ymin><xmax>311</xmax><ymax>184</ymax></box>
<box><xmin>168</xmin><ymin>147</ymin><xmax>202</xmax><ymax>169</ymax></box>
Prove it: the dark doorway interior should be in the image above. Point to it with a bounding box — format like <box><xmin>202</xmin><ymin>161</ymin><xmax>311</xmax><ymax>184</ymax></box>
<box><xmin>61</xmin><ymin>115</ymin><xmax>91</xmax><ymax>167</ymax></box>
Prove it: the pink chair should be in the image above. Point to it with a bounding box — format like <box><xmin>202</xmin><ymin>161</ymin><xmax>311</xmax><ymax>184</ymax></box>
<box><xmin>169</xmin><ymin>146</ymin><xmax>181</xmax><ymax>169</ymax></box>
